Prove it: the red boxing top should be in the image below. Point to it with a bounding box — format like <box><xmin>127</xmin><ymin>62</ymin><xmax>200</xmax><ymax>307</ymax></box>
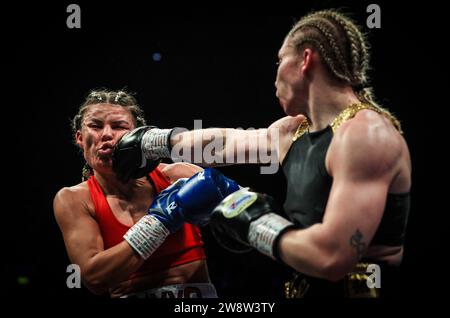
<box><xmin>87</xmin><ymin>168</ymin><xmax>206</xmax><ymax>279</ymax></box>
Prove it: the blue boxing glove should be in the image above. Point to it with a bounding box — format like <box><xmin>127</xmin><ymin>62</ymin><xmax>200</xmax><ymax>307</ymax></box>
<box><xmin>149</xmin><ymin>168</ymin><xmax>241</xmax><ymax>233</ymax></box>
<box><xmin>146</xmin><ymin>178</ymin><xmax>188</xmax><ymax>234</ymax></box>
<box><xmin>123</xmin><ymin>168</ymin><xmax>240</xmax><ymax>259</ymax></box>
<box><xmin>176</xmin><ymin>168</ymin><xmax>240</xmax><ymax>226</ymax></box>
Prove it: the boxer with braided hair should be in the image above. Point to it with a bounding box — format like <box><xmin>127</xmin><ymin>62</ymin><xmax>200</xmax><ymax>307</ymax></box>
<box><xmin>71</xmin><ymin>89</ymin><xmax>147</xmax><ymax>181</ymax></box>
<box><xmin>113</xmin><ymin>10</ymin><xmax>411</xmax><ymax>298</ymax></box>
<box><xmin>54</xmin><ymin>89</ymin><xmax>241</xmax><ymax>297</ymax></box>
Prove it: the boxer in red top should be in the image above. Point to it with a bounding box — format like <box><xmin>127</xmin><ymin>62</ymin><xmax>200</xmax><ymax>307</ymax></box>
<box><xmin>53</xmin><ymin>89</ymin><xmax>239</xmax><ymax>298</ymax></box>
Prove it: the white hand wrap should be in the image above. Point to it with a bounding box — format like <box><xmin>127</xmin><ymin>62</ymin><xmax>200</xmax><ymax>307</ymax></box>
<box><xmin>248</xmin><ymin>213</ymin><xmax>293</xmax><ymax>259</ymax></box>
<box><xmin>141</xmin><ymin>128</ymin><xmax>173</xmax><ymax>160</ymax></box>
<box><xmin>123</xmin><ymin>215</ymin><xmax>170</xmax><ymax>260</ymax></box>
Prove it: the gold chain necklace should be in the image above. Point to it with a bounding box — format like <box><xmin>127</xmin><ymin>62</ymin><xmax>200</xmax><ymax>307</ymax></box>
<box><xmin>292</xmin><ymin>103</ymin><xmax>378</xmax><ymax>141</ymax></box>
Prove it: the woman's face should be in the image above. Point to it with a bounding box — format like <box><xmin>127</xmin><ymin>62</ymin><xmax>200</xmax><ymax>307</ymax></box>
<box><xmin>275</xmin><ymin>39</ymin><xmax>306</xmax><ymax>115</ymax></box>
<box><xmin>76</xmin><ymin>103</ymin><xmax>135</xmax><ymax>175</ymax></box>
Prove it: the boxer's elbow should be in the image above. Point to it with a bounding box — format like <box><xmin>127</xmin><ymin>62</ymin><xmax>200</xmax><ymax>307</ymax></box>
<box><xmin>320</xmin><ymin>255</ymin><xmax>355</xmax><ymax>282</ymax></box>
<box><xmin>322</xmin><ymin>262</ymin><xmax>350</xmax><ymax>282</ymax></box>
<box><xmin>281</xmin><ymin>227</ymin><xmax>355</xmax><ymax>282</ymax></box>
<box><xmin>298</xmin><ymin>227</ymin><xmax>358</xmax><ymax>282</ymax></box>
<box><xmin>82</xmin><ymin>273</ymin><xmax>109</xmax><ymax>295</ymax></box>
<box><xmin>286</xmin><ymin>251</ymin><xmax>351</xmax><ymax>282</ymax></box>
<box><xmin>81</xmin><ymin>265</ymin><xmax>111</xmax><ymax>295</ymax></box>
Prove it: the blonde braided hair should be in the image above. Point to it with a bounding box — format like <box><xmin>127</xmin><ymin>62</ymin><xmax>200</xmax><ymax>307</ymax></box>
<box><xmin>287</xmin><ymin>10</ymin><xmax>402</xmax><ymax>132</ymax></box>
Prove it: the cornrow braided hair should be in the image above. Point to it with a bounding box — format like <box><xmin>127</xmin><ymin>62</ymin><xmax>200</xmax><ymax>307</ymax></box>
<box><xmin>72</xmin><ymin>89</ymin><xmax>148</xmax><ymax>181</ymax></box>
<box><xmin>287</xmin><ymin>9</ymin><xmax>402</xmax><ymax>132</ymax></box>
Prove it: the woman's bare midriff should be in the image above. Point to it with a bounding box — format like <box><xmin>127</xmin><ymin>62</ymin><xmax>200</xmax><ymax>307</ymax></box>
<box><xmin>109</xmin><ymin>259</ymin><xmax>210</xmax><ymax>298</ymax></box>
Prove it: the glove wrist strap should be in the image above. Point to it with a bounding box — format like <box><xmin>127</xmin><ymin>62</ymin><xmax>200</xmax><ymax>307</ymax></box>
<box><xmin>124</xmin><ymin>215</ymin><xmax>170</xmax><ymax>259</ymax></box>
<box><xmin>141</xmin><ymin>128</ymin><xmax>173</xmax><ymax>160</ymax></box>
<box><xmin>247</xmin><ymin>213</ymin><xmax>294</xmax><ymax>260</ymax></box>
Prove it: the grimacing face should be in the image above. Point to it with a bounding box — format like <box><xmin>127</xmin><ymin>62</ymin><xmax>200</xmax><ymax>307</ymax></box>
<box><xmin>275</xmin><ymin>39</ymin><xmax>307</xmax><ymax>116</ymax></box>
<box><xmin>76</xmin><ymin>103</ymin><xmax>135</xmax><ymax>174</ymax></box>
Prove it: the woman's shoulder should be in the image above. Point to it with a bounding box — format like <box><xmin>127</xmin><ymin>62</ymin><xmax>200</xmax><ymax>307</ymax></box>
<box><xmin>55</xmin><ymin>181</ymin><xmax>90</xmax><ymax>200</ymax></box>
<box><xmin>53</xmin><ymin>181</ymin><xmax>94</xmax><ymax>219</ymax></box>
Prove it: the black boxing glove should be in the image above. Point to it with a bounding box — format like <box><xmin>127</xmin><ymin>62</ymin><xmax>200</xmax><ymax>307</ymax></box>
<box><xmin>210</xmin><ymin>188</ymin><xmax>296</xmax><ymax>260</ymax></box>
<box><xmin>112</xmin><ymin>126</ymin><xmax>165</xmax><ymax>183</ymax></box>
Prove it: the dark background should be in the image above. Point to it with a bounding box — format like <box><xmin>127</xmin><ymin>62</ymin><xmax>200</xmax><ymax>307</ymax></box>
<box><xmin>2</xmin><ymin>1</ymin><xmax>446</xmax><ymax>300</ymax></box>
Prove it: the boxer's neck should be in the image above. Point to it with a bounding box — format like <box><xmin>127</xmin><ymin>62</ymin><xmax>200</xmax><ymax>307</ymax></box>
<box><xmin>305</xmin><ymin>82</ymin><xmax>360</xmax><ymax>132</ymax></box>
<box><xmin>94</xmin><ymin>171</ymin><xmax>150</xmax><ymax>198</ymax></box>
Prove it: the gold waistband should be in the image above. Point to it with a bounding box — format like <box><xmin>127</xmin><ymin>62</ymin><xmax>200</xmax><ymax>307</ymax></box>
<box><xmin>285</xmin><ymin>263</ymin><xmax>380</xmax><ymax>298</ymax></box>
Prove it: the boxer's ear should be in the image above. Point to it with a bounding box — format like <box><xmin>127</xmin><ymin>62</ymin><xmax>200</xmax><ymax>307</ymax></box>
<box><xmin>300</xmin><ymin>48</ymin><xmax>313</xmax><ymax>76</ymax></box>
<box><xmin>75</xmin><ymin>130</ymin><xmax>83</xmax><ymax>148</ymax></box>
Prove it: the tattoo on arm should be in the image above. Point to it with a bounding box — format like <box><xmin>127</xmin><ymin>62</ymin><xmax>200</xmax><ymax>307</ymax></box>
<box><xmin>349</xmin><ymin>229</ymin><xmax>367</xmax><ymax>260</ymax></box>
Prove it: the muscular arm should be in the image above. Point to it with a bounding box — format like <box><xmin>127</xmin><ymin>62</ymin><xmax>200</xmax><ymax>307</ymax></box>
<box><xmin>54</xmin><ymin>187</ymin><xmax>144</xmax><ymax>295</ymax></box>
<box><xmin>278</xmin><ymin>115</ymin><xmax>401</xmax><ymax>281</ymax></box>
<box><xmin>169</xmin><ymin>115</ymin><xmax>304</xmax><ymax>166</ymax></box>
<box><xmin>170</xmin><ymin>128</ymin><xmax>272</xmax><ymax>166</ymax></box>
